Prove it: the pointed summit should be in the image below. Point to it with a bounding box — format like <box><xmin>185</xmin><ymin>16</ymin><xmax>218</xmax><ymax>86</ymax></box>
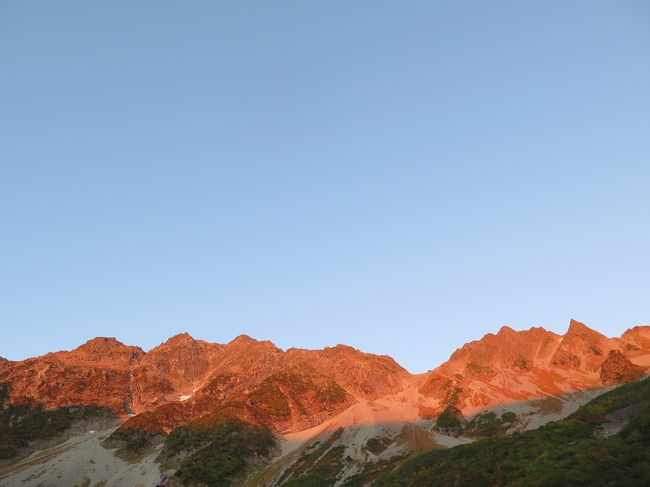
<box><xmin>163</xmin><ymin>332</ymin><xmax>196</xmax><ymax>346</ymax></box>
<box><xmin>566</xmin><ymin>319</ymin><xmax>607</xmax><ymax>338</ymax></box>
<box><xmin>497</xmin><ymin>325</ymin><xmax>516</xmax><ymax>335</ymax></box>
<box><xmin>229</xmin><ymin>333</ymin><xmax>257</xmax><ymax>345</ymax></box>
<box><xmin>569</xmin><ymin>318</ymin><xmax>588</xmax><ymax>329</ymax></box>
<box><xmin>550</xmin><ymin>320</ymin><xmax>617</xmax><ymax>372</ymax></box>
<box><xmin>226</xmin><ymin>334</ymin><xmax>280</xmax><ymax>353</ymax></box>
<box><xmin>65</xmin><ymin>337</ymin><xmax>145</xmax><ymax>366</ymax></box>
<box><xmin>147</xmin><ymin>332</ymin><xmax>206</xmax><ymax>357</ymax></box>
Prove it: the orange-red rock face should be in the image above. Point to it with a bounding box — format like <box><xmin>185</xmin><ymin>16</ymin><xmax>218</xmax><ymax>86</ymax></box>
<box><xmin>600</xmin><ymin>350</ymin><xmax>644</xmax><ymax>385</ymax></box>
<box><xmin>621</xmin><ymin>326</ymin><xmax>650</xmax><ymax>346</ymax></box>
<box><xmin>46</xmin><ymin>337</ymin><xmax>145</xmax><ymax>368</ymax></box>
<box><xmin>0</xmin><ymin>333</ymin><xmax>409</xmax><ymax>433</ymax></box>
<box><xmin>549</xmin><ymin>320</ymin><xmax>617</xmax><ymax>372</ymax></box>
<box><xmin>129</xmin><ymin>333</ymin><xmax>224</xmax><ymax>412</ymax></box>
<box><xmin>0</xmin><ymin>338</ymin><xmax>142</xmax><ymax>414</ymax></box>
<box><xmin>418</xmin><ymin>320</ymin><xmax>650</xmax><ymax>415</ymax></box>
<box><xmin>1</xmin><ymin>320</ymin><xmax>649</xmax><ymax>434</ymax></box>
<box><xmin>283</xmin><ymin>344</ymin><xmax>410</xmax><ymax>400</ymax></box>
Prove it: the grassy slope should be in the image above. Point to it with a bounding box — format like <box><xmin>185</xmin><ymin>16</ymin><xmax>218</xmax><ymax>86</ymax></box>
<box><xmin>366</xmin><ymin>377</ymin><xmax>650</xmax><ymax>487</ymax></box>
<box><xmin>0</xmin><ymin>405</ymin><xmax>116</xmax><ymax>463</ymax></box>
<box><xmin>162</xmin><ymin>420</ymin><xmax>277</xmax><ymax>487</ymax></box>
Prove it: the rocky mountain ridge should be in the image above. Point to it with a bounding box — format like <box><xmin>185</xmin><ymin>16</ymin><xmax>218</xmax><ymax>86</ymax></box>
<box><xmin>1</xmin><ymin>320</ymin><xmax>649</xmax><ymax>437</ymax></box>
<box><xmin>417</xmin><ymin>320</ymin><xmax>650</xmax><ymax>417</ymax></box>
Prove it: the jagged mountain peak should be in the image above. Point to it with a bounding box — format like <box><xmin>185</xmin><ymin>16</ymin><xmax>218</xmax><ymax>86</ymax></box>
<box><xmin>566</xmin><ymin>318</ymin><xmax>608</xmax><ymax>338</ymax></box>
<box><xmin>49</xmin><ymin>336</ymin><xmax>145</xmax><ymax>367</ymax></box>
<box><xmin>419</xmin><ymin>319</ymin><xmax>650</xmax><ymax>413</ymax></box>
<box><xmin>145</xmin><ymin>333</ymin><xmax>208</xmax><ymax>357</ymax></box>
<box><xmin>549</xmin><ymin>319</ymin><xmax>618</xmax><ymax>372</ymax></box>
<box><xmin>226</xmin><ymin>333</ymin><xmax>281</xmax><ymax>352</ymax></box>
<box><xmin>443</xmin><ymin>325</ymin><xmax>560</xmax><ymax>368</ymax></box>
<box><xmin>77</xmin><ymin>336</ymin><xmax>131</xmax><ymax>350</ymax></box>
<box><xmin>229</xmin><ymin>333</ymin><xmax>257</xmax><ymax>344</ymax></box>
<box><xmin>496</xmin><ymin>324</ymin><xmax>516</xmax><ymax>335</ymax></box>
<box><xmin>2</xmin><ymin>320</ymin><xmax>650</xmax><ymax>435</ymax></box>
<box><xmin>163</xmin><ymin>331</ymin><xmax>196</xmax><ymax>345</ymax></box>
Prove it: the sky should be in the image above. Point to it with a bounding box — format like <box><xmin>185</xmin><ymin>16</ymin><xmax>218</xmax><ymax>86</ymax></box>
<box><xmin>1</xmin><ymin>1</ymin><xmax>649</xmax><ymax>373</ymax></box>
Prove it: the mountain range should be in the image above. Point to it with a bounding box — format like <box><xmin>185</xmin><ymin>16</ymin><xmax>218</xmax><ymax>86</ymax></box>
<box><xmin>1</xmin><ymin>319</ymin><xmax>649</xmax><ymax>486</ymax></box>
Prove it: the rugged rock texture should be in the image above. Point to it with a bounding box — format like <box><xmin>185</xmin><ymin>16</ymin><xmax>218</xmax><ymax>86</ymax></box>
<box><xmin>0</xmin><ymin>333</ymin><xmax>408</xmax><ymax>435</ymax></box>
<box><xmin>549</xmin><ymin>320</ymin><xmax>616</xmax><ymax>372</ymax></box>
<box><xmin>600</xmin><ymin>350</ymin><xmax>644</xmax><ymax>385</ymax></box>
<box><xmin>1</xmin><ymin>320</ymin><xmax>649</xmax><ymax>438</ymax></box>
<box><xmin>621</xmin><ymin>326</ymin><xmax>650</xmax><ymax>356</ymax></box>
<box><xmin>46</xmin><ymin>337</ymin><xmax>145</xmax><ymax>368</ymax></box>
<box><xmin>130</xmin><ymin>333</ymin><xmax>223</xmax><ymax>412</ymax></box>
<box><xmin>417</xmin><ymin>320</ymin><xmax>650</xmax><ymax>416</ymax></box>
<box><xmin>3</xmin><ymin>364</ymin><xmax>134</xmax><ymax>413</ymax></box>
<box><xmin>284</xmin><ymin>344</ymin><xmax>410</xmax><ymax>400</ymax></box>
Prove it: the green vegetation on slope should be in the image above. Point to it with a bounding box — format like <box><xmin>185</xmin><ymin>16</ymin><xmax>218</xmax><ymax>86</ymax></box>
<box><xmin>433</xmin><ymin>406</ymin><xmax>517</xmax><ymax>438</ymax></box>
<box><xmin>365</xmin><ymin>436</ymin><xmax>393</xmax><ymax>456</ymax></box>
<box><xmin>0</xmin><ymin>405</ymin><xmax>116</xmax><ymax>462</ymax></box>
<box><xmin>370</xmin><ymin>377</ymin><xmax>650</xmax><ymax>487</ymax></box>
<box><xmin>433</xmin><ymin>406</ymin><xmax>463</xmax><ymax>436</ymax></box>
<box><xmin>464</xmin><ymin>410</ymin><xmax>517</xmax><ymax>437</ymax></box>
<box><xmin>103</xmin><ymin>426</ymin><xmax>165</xmax><ymax>461</ymax></box>
<box><xmin>160</xmin><ymin>420</ymin><xmax>277</xmax><ymax>487</ymax></box>
<box><xmin>278</xmin><ymin>429</ymin><xmax>346</xmax><ymax>487</ymax></box>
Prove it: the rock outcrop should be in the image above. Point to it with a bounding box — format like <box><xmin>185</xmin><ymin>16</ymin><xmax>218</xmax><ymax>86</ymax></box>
<box><xmin>600</xmin><ymin>350</ymin><xmax>644</xmax><ymax>385</ymax></box>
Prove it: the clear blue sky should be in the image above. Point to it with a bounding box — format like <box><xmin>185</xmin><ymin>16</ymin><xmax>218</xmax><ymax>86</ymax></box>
<box><xmin>1</xmin><ymin>1</ymin><xmax>649</xmax><ymax>372</ymax></box>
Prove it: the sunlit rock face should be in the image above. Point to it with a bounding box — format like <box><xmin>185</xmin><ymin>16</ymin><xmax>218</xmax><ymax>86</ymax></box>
<box><xmin>418</xmin><ymin>320</ymin><xmax>650</xmax><ymax>416</ymax></box>
<box><xmin>1</xmin><ymin>320</ymin><xmax>648</xmax><ymax>434</ymax></box>
<box><xmin>600</xmin><ymin>350</ymin><xmax>643</xmax><ymax>386</ymax></box>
